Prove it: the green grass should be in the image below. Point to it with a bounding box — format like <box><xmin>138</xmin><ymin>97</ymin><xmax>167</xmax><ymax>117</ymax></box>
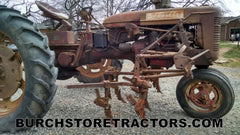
<box><xmin>220</xmin><ymin>58</ymin><xmax>240</xmax><ymax>67</ymax></box>
<box><xmin>224</xmin><ymin>46</ymin><xmax>240</xmax><ymax>58</ymax></box>
<box><xmin>220</xmin><ymin>44</ymin><xmax>231</xmax><ymax>48</ymax></box>
<box><xmin>220</xmin><ymin>41</ymin><xmax>236</xmax><ymax>48</ymax></box>
<box><xmin>218</xmin><ymin>42</ymin><xmax>240</xmax><ymax>68</ymax></box>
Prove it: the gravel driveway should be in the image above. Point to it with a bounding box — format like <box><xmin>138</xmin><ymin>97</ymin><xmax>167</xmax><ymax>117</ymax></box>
<box><xmin>16</xmin><ymin>60</ymin><xmax>239</xmax><ymax>135</ymax></box>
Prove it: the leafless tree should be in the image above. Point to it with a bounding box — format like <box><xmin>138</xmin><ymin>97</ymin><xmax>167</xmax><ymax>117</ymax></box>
<box><xmin>136</xmin><ymin>0</ymin><xmax>153</xmax><ymax>10</ymax></box>
<box><xmin>0</xmin><ymin>0</ymin><xmax>231</xmax><ymax>24</ymax></box>
<box><xmin>97</xmin><ymin>0</ymin><xmax>152</xmax><ymax>17</ymax></box>
<box><xmin>63</xmin><ymin>0</ymin><xmax>99</xmax><ymax>28</ymax></box>
<box><xmin>171</xmin><ymin>0</ymin><xmax>230</xmax><ymax>15</ymax></box>
<box><xmin>0</xmin><ymin>0</ymin><xmax>12</xmax><ymax>6</ymax></box>
<box><xmin>171</xmin><ymin>0</ymin><xmax>219</xmax><ymax>7</ymax></box>
<box><xmin>0</xmin><ymin>0</ymin><xmax>48</xmax><ymax>22</ymax></box>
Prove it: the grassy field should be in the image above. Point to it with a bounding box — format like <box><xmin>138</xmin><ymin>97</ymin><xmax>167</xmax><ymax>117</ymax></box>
<box><xmin>217</xmin><ymin>41</ymin><xmax>240</xmax><ymax>68</ymax></box>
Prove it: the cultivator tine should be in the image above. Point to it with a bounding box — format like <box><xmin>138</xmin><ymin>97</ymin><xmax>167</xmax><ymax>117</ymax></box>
<box><xmin>137</xmin><ymin>90</ymin><xmax>148</xmax><ymax>118</ymax></box>
<box><xmin>114</xmin><ymin>87</ymin><xmax>126</xmax><ymax>103</ymax></box>
<box><xmin>144</xmin><ymin>94</ymin><xmax>151</xmax><ymax>111</ymax></box>
<box><xmin>152</xmin><ymin>78</ymin><xmax>162</xmax><ymax>93</ymax></box>
<box><xmin>105</xmin><ymin>87</ymin><xmax>111</xmax><ymax>99</ymax></box>
<box><xmin>104</xmin><ymin>105</ymin><xmax>113</xmax><ymax>119</ymax></box>
<box><xmin>94</xmin><ymin>88</ymin><xmax>114</xmax><ymax>120</ymax></box>
<box><xmin>130</xmin><ymin>86</ymin><xmax>140</xmax><ymax>93</ymax></box>
<box><xmin>94</xmin><ymin>97</ymin><xmax>109</xmax><ymax>108</ymax></box>
<box><xmin>93</xmin><ymin>88</ymin><xmax>109</xmax><ymax>108</ymax></box>
<box><xmin>135</xmin><ymin>99</ymin><xmax>146</xmax><ymax>119</ymax></box>
<box><xmin>144</xmin><ymin>99</ymin><xmax>151</xmax><ymax>111</ymax></box>
<box><xmin>106</xmin><ymin>69</ymin><xmax>126</xmax><ymax>103</ymax></box>
<box><xmin>127</xmin><ymin>88</ymin><xmax>150</xmax><ymax>119</ymax></box>
<box><xmin>95</xmin><ymin>88</ymin><xmax>101</xmax><ymax>98</ymax></box>
<box><xmin>126</xmin><ymin>94</ymin><xmax>137</xmax><ymax>105</ymax></box>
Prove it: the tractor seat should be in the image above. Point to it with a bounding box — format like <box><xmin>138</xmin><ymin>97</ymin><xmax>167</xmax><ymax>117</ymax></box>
<box><xmin>36</xmin><ymin>1</ymin><xmax>69</xmax><ymax>21</ymax></box>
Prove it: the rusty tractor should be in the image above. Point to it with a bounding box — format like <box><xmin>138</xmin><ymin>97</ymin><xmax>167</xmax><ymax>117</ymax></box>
<box><xmin>0</xmin><ymin>0</ymin><xmax>234</xmax><ymax>132</ymax></box>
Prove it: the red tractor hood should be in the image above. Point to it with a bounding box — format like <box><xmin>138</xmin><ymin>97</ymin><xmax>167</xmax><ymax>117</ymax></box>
<box><xmin>103</xmin><ymin>11</ymin><xmax>142</xmax><ymax>28</ymax></box>
<box><xmin>103</xmin><ymin>6</ymin><xmax>220</xmax><ymax>28</ymax></box>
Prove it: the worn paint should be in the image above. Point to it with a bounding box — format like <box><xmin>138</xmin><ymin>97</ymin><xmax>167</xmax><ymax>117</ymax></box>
<box><xmin>145</xmin><ymin>10</ymin><xmax>184</xmax><ymax>21</ymax></box>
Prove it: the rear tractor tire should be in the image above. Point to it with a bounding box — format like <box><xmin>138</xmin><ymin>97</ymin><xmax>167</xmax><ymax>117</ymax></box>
<box><xmin>0</xmin><ymin>6</ymin><xmax>57</xmax><ymax>132</ymax></box>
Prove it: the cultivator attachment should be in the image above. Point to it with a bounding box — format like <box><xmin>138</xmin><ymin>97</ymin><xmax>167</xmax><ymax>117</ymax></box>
<box><xmin>67</xmin><ymin>19</ymin><xmax>210</xmax><ymax>119</ymax></box>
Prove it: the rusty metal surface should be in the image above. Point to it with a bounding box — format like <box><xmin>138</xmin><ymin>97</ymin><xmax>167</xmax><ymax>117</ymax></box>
<box><xmin>57</xmin><ymin>52</ymin><xmax>75</xmax><ymax>67</ymax></box>
<box><xmin>47</xmin><ymin>31</ymin><xmax>75</xmax><ymax>45</ymax></box>
<box><xmin>76</xmin><ymin>59</ymin><xmax>112</xmax><ymax>79</ymax></box>
<box><xmin>174</xmin><ymin>55</ymin><xmax>192</xmax><ymax>69</ymax></box>
<box><xmin>185</xmin><ymin>81</ymin><xmax>222</xmax><ymax>113</ymax></box>
<box><xmin>125</xmin><ymin>23</ymin><xmax>140</xmax><ymax>40</ymax></box>
<box><xmin>142</xmin><ymin>72</ymin><xmax>185</xmax><ymax>79</ymax></box>
<box><xmin>0</xmin><ymin>41</ymin><xmax>22</xmax><ymax>99</ymax></box>
<box><xmin>67</xmin><ymin>81</ymin><xmax>133</xmax><ymax>89</ymax></box>
<box><xmin>103</xmin><ymin>11</ymin><xmax>141</xmax><ymax>28</ymax></box>
<box><xmin>152</xmin><ymin>78</ymin><xmax>161</xmax><ymax>93</ymax></box>
<box><xmin>0</xmin><ymin>32</ymin><xmax>25</xmax><ymax>118</ymax></box>
<box><xmin>103</xmin><ymin>6</ymin><xmax>220</xmax><ymax>63</ymax></box>
<box><xmin>70</xmin><ymin>33</ymin><xmax>86</xmax><ymax>67</ymax></box>
<box><xmin>145</xmin><ymin>10</ymin><xmax>184</xmax><ymax>21</ymax></box>
<box><xmin>103</xmin><ymin>6</ymin><xmax>220</xmax><ymax>27</ymax></box>
<box><xmin>139</xmin><ymin>26</ymin><xmax>179</xmax><ymax>33</ymax></box>
<box><xmin>140</xmin><ymin>22</ymin><xmax>179</xmax><ymax>54</ymax></box>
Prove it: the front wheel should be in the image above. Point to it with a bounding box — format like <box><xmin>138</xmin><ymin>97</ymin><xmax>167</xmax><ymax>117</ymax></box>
<box><xmin>176</xmin><ymin>69</ymin><xmax>234</xmax><ymax>118</ymax></box>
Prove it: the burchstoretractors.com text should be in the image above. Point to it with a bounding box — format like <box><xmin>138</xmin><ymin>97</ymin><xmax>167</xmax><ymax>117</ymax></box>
<box><xmin>16</xmin><ymin>118</ymin><xmax>223</xmax><ymax>128</ymax></box>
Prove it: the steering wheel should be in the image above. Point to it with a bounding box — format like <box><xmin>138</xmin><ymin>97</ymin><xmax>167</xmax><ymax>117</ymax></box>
<box><xmin>64</xmin><ymin>0</ymin><xmax>104</xmax><ymax>28</ymax></box>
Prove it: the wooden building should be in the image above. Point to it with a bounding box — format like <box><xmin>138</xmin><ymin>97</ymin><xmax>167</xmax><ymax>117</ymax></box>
<box><xmin>221</xmin><ymin>16</ymin><xmax>240</xmax><ymax>41</ymax></box>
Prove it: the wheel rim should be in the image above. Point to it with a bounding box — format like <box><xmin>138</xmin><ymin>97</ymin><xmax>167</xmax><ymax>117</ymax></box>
<box><xmin>76</xmin><ymin>59</ymin><xmax>112</xmax><ymax>79</ymax></box>
<box><xmin>185</xmin><ymin>80</ymin><xmax>223</xmax><ymax>113</ymax></box>
<box><xmin>0</xmin><ymin>31</ymin><xmax>26</xmax><ymax>118</ymax></box>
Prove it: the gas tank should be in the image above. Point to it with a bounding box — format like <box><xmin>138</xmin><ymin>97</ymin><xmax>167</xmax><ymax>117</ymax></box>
<box><xmin>103</xmin><ymin>6</ymin><xmax>220</xmax><ymax>28</ymax></box>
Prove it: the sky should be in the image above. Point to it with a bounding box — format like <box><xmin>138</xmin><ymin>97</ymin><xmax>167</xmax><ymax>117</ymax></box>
<box><xmin>1</xmin><ymin>0</ymin><xmax>240</xmax><ymax>17</ymax></box>
<box><xmin>221</xmin><ymin>0</ymin><xmax>240</xmax><ymax>16</ymax></box>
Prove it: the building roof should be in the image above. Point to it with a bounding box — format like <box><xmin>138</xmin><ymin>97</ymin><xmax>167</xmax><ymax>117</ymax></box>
<box><xmin>221</xmin><ymin>16</ymin><xmax>240</xmax><ymax>25</ymax></box>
